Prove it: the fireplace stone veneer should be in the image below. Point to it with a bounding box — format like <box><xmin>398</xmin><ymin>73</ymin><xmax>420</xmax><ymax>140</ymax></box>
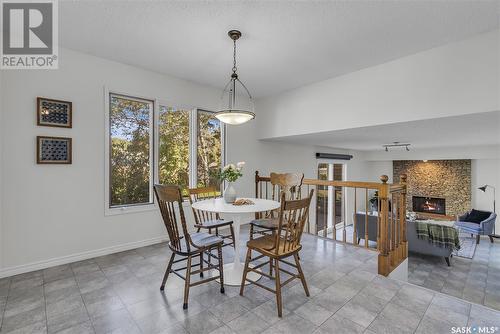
<box><xmin>393</xmin><ymin>160</ymin><xmax>471</xmax><ymax>217</ymax></box>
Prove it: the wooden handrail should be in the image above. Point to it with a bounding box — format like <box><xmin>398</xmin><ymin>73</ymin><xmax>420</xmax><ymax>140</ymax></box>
<box><xmin>256</xmin><ymin>174</ymin><xmax>387</xmax><ymax>191</ymax></box>
<box><xmin>255</xmin><ymin>170</ymin><xmax>408</xmax><ymax>277</ymax></box>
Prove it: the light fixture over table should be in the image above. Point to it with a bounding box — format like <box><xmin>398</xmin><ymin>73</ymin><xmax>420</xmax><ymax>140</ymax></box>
<box><xmin>215</xmin><ymin>30</ymin><xmax>255</xmax><ymax>125</ymax></box>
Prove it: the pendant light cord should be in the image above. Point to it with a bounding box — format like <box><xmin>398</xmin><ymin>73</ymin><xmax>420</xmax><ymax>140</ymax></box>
<box><xmin>232</xmin><ymin>39</ymin><xmax>237</xmax><ymax>74</ymax></box>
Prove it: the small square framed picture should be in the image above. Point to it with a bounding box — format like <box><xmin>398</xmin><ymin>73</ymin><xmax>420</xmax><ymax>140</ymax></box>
<box><xmin>37</xmin><ymin>97</ymin><xmax>72</xmax><ymax>128</ymax></box>
<box><xmin>37</xmin><ymin>136</ymin><xmax>72</xmax><ymax>164</ymax></box>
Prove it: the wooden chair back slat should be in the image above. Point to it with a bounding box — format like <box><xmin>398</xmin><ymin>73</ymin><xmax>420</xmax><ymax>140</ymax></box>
<box><xmin>270</xmin><ymin>172</ymin><xmax>304</xmax><ymax>201</ymax></box>
<box><xmin>256</xmin><ymin>172</ymin><xmax>304</xmax><ymax>220</ymax></box>
<box><xmin>154</xmin><ymin>184</ymin><xmax>191</xmax><ymax>253</ymax></box>
<box><xmin>274</xmin><ymin>189</ymin><xmax>314</xmax><ymax>254</ymax></box>
<box><xmin>188</xmin><ymin>186</ymin><xmax>220</xmax><ymax>225</ymax></box>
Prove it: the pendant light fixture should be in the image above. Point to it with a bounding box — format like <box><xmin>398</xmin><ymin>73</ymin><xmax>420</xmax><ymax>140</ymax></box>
<box><xmin>215</xmin><ymin>30</ymin><xmax>255</xmax><ymax>125</ymax></box>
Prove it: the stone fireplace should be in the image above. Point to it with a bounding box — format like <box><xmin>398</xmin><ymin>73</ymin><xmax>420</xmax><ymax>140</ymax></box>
<box><xmin>393</xmin><ymin>160</ymin><xmax>471</xmax><ymax>217</ymax></box>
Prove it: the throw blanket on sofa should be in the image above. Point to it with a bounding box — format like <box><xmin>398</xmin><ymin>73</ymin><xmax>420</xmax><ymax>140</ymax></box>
<box><xmin>415</xmin><ymin>220</ymin><xmax>461</xmax><ymax>250</ymax></box>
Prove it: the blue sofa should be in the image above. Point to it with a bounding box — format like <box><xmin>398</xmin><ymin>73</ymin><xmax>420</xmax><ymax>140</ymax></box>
<box><xmin>455</xmin><ymin>210</ymin><xmax>497</xmax><ymax>244</ymax></box>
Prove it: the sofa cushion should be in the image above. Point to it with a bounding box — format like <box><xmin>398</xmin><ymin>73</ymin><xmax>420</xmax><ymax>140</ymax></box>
<box><xmin>465</xmin><ymin>209</ymin><xmax>491</xmax><ymax>224</ymax></box>
<box><xmin>455</xmin><ymin>221</ymin><xmax>483</xmax><ymax>233</ymax></box>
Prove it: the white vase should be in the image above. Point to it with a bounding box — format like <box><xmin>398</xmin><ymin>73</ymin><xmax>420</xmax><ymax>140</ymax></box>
<box><xmin>224</xmin><ymin>182</ymin><xmax>237</xmax><ymax>203</ymax></box>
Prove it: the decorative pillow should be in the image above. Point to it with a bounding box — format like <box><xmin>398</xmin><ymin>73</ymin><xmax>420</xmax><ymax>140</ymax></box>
<box><xmin>465</xmin><ymin>209</ymin><xmax>492</xmax><ymax>224</ymax></box>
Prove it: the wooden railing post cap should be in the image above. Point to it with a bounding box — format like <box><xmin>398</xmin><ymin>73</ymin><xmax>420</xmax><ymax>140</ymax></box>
<box><xmin>380</xmin><ymin>175</ymin><xmax>389</xmax><ymax>184</ymax></box>
<box><xmin>400</xmin><ymin>174</ymin><xmax>408</xmax><ymax>183</ymax></box>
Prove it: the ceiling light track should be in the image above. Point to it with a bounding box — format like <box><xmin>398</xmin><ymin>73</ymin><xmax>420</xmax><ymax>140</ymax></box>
<box><xmin>383</xmin><ymin>142</ymin><xmax>411</xmax><ymax>152</ymax></box>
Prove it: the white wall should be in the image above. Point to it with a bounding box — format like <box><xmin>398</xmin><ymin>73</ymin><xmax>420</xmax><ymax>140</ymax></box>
<box><xmin>0</xmin><ymin>48</ymin><xmax>225</xmax><ymax>274</ymax></box>
<box><xmin>257</xmin><ymin>29</ymin><xmax>499</xmax><ymax>140</ymax></box>
<box><xmin>225</xmin><ymin>119</ymin><xmax>374</xmax><ymax>198</ymax></box>
<box><xmin>472</xmin><ymin>159</ymin><xmax>499</xmax><ymax>216</ymax></box>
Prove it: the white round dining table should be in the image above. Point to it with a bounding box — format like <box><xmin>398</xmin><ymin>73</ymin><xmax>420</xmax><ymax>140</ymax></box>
<box><xmin>191</xmin><ymin>197</ymin><xmax>280</xmax><ymax>286</ymax></box>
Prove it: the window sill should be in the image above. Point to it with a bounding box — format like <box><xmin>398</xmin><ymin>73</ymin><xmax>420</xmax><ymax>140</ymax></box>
<box><xmin>105</xmin><ymin>203</ymin><xmax>157</xmax><ymax>216</ymax></box>
<box><xmin>105</xmin><ymin>201</ymin><xmax>191</xmax><ymax>216</ymax></box>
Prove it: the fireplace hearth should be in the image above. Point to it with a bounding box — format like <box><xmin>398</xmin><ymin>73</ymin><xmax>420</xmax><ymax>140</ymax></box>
<box><xmin>412</xmin><ymin>196</ymin><xmax>446</xmax><ymax>215</ymax></box>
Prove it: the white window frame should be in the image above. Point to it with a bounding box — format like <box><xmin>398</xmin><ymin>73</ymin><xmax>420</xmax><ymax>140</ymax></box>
<box><xmin>105</xmin><ymin>88</ymin><xmax>225</xmax><ymax>216</ymax></box>
<box><xmin>104</xmin><ymin>89</ymin><xmax>156</xmax><ymax>215</ymax></box>
<box><xmin>195</xmin><ymin>108</ymin><xmax>226</xmax><ymax>190</ymax></box>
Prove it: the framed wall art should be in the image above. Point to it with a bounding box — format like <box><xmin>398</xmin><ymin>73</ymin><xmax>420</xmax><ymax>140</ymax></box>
<box><xmin>37</xmin><ymin>136</ymin><xmax>72</xmax><ymax>164</ymax></box>
<box><xmin>37</xmin><ymin>97</ymin><xmax>73</xmax><ymax>128</ymax></box>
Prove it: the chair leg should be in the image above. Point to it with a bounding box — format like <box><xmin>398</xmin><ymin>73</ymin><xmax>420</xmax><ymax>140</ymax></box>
<box><xmin>160</xmin><ymin>253</ymin><xmax>175</xmax><ymax>291</ymax></box>
<box><xmin>183</xmin><ymin>255</ymin><xmax>192</xmax><ymax>309</ymax></box>
<box><xmin>217</xmin><ymin>245</ymin><xmax>225</xmax><ymax>293</ymax></box>
<box><xmin>489</xmin><ymin>235</ymin><xmax>494</xmax><ymax>243</ymax></box>
<box><xmin>240</xmin><ymin>248</ymin><xmax>252</xmax><ymax>296</ymax></box>
<box><xmin>293</xmin><ymin>253</ymin><xmax>309</xmax><ymax>297</ymax></box>
<box><xmin>230</xmin><ymin>224</ymin><xmax>236</xmax><ymax>249</ymax></box>
<box><xmin>249</xmin><ymin>224</ymin><xmax>254</xmax><ymax>240</ymax></box>
<box><xmin>269</xmin><ymin>258</ymin><xmax>273</xmax><ymax>278</ymax></box>
<box><xmin>199</xmin><ymin>252</ymin><xmax>204</xmax><ymax>278</ymax></box>
<box><xmin>476</xmin><ymin>235</ymin><xmax>480</xmax><ymax>244</ymax></box>
<box><xmin>274</xmin><ymin>258</ymin><xmax>283</xmax><ymax>317</ymax></box>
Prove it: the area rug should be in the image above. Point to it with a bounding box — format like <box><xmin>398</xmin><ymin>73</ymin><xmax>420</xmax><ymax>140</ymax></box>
<box><xmin>453</xmin><ymin>233</ymin><xmax>477</xmax><ymax>259</ymax></box>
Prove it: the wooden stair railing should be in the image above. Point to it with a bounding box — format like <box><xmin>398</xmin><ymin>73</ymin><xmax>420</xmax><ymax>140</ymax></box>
<box><xmin>254</xmin><ymin>171</ymin><xmax>408</xmax><ymax>276</ymax></box>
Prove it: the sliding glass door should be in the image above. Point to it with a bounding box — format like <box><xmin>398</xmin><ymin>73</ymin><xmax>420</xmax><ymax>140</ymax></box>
<box><xmin>316</xmin><ymin>162</ymin><xmax>345</xmax><ymax>237</ymax></box>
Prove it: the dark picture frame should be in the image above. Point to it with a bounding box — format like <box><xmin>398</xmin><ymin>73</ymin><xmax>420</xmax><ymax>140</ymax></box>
<box><xmin>37</xmin><ymin>97</ymin><xmax>73</xmax><ymax>128</ymax></box>
<box><xmin>36</xmin><ymin>136</ymin><xmax>72</xmax><ymax>164</ymax></box>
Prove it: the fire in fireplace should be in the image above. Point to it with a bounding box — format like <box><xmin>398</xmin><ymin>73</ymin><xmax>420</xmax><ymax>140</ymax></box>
<box><xmin>412</xmin><ymin>196</ymin><xmax>446</xmax><ymax>215</ymax></box>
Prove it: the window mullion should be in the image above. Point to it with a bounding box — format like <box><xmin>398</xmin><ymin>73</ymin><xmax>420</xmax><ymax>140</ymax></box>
<box><xmin>189</xmin><ymin>108</ymin><xmax>198</xmax><ymax>188</ymax></box>
<box><xmin>148</xmin><ymin>100</ymin><xmax>155</xmax><ymax>204</ymax></box>
<box><xmin>153</xmin><ymin>99</ymin><xmax>160</xmax><ymax>189</ymax></box>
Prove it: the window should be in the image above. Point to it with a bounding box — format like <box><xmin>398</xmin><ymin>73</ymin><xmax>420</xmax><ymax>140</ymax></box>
<box><xmin>158</xmin><ymin>106</ymin><xmax>190</xmax><ymax>191</ymax></box>
<box><xmin>106</xmin><ymin>92</ymin><xmax>224</xmax><ymax>212</ymax></box>
<box><xmin>197</xmin><ymin>110</ymin><xmax>222</xmax><ymax>188</ymax></box>
<box><xmin>109</xmin><ymin>94</ymin><xmax>153</xmax><ymax>207</ymax></box>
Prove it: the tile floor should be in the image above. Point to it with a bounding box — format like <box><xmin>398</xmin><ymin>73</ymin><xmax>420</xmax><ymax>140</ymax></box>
<box><xmin>1</xmin><ymin>228</ymin><xmax>499</xmax><ymax>334</ymax></box>
<box><xmin>408</xmin><ymin>235</ymin><xmax>500</xmax><ymax>311</ymax></box>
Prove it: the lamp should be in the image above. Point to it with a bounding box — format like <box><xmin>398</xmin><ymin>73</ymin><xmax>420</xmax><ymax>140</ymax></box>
<box><xmin>215</xmin><ymin>30</ymin><xmax>255</xmax><ymax>125</ymax></box>
<box><xmin>478</xmin><ymin>185</ymin><xmax>496</xmax><ymax>213</ymax></box>
<box><xmin>479</xmin><ymin>184</ymin><xmax>497</xmax><ymax>238</ymax></box>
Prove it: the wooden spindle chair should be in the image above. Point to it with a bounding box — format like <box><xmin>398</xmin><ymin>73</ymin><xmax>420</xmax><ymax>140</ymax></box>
<box><xmin>188</xmin><ymin>186</ymin><xmax>236</xmax><ymax>249</ymax></box>
<box><xmin>250</xmin><ymin>172</ymin><xmax>304</xmax><ymax>239</ymax></box>
<box><xmin>154</xmin><ymin>184</ymin><xmax>225</xmax><ymax>310</ymax></box>
<box><xmin>240</xmin><ymin>189</ymin><xmax>314</xmax><ymax>317</ymax></box>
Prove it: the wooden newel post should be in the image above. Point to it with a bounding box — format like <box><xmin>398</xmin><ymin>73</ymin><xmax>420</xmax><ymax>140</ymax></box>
<box><xmin>378</xmin><ymin>175</ymin><xmax>391</xmax><ymax>276</ymax></box>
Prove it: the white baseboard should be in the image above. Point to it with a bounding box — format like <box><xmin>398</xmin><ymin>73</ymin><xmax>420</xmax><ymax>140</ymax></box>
<box><xmin>0</xmin><ymin>235</ymin><xmax>168</xmax><ymax>279</ymax></box>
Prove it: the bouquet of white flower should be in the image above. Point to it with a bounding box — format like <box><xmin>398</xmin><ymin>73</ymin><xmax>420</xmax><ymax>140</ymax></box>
<box><xmin>217</xmin><ymin>162</ymin><xmax>245</xmax><ymax>182</ymax></box>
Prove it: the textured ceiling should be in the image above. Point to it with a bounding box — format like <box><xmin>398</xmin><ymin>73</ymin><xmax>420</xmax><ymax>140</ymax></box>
<box><xmin>266</xmin><ymin>111</ymin><xmax>500</xmax><ymax>151</ymax></box>
<box><xmin>59</xmin><ymin>1</ymin><xmax>499</xmax><ymax>97</ymax></box>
